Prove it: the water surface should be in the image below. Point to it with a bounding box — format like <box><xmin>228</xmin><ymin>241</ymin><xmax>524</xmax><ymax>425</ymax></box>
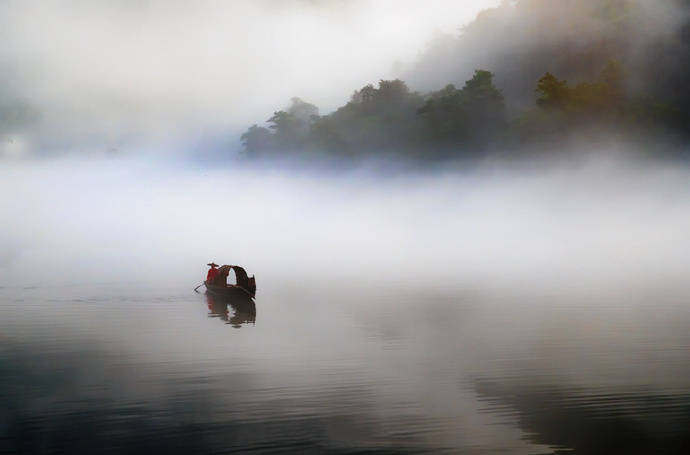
<box><xmin>2</xmin><ymin>282</ymin><xmax>690</xmax><ymax>454</ymax></box>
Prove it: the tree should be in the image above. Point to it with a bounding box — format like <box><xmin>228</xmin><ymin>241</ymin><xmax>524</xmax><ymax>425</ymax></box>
<box><xmin>417</xmin><ymin>70</ymin><xmax>505</xmax><ymax>148</ymax></box>
<box><xmin>459</xmin><ymin>70</ymin><xmax>506</xmax><ymax>132</ymax></box>
<box><xmin>535</xmin><ymin>62</ymin><xmax>626</xmax><ymax>116</ymax></box>
<box><xmin>536</xmin><ymin>72</ymin><xmax>570</xmax><ymax>110</ymax></box>
<box><xmin>263</xmin><ymin>98</ymin><xmax>320</xmax><ymax>148</ymax></box>
<box><xmin>240</xmin><ymin>125</ymin><xmax>272</xmax><ymax>155</ymax></box>
<box><xmin>350</xmin><ymin>84</ymin><xmax>376</xmax><ymax>105</ymax></box>
<box><xmin>308</xmin><ymin>79</ymin><xmax>423</xmax><ymax>154</ymax></box>
<box><xmin>376</xmin><ymin>79</ymin><xmax>411</xmax><ymax>104</ymax></box>
<box><xmin>417</xmin><ymin>84</ymin><xmax>465</xmax><ymax>141</ymax></box>
<box><xmin>286</xmin><ymin>97</ymin><xmax>319</xmax><ymax>122</ymax></box>
<box><xmin>239</xmin><ymin>98</ymin><xmax>320</xmax><ymax>155</ymax></box>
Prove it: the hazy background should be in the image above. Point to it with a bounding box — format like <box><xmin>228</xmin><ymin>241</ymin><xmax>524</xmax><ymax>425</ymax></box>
<box><xmin>404</xmin><ymin>0</ymin><xmax>690</xmax><ymax>111</ymax></box>
<box><xmin>2</xmin><ymin>154</ymin><xmax>689</xmax><ymax>301</ymax></box>
<box><xmin>2</xmin><ymin>0</ymin><xmax>687</xmax><ymax>160</ymax></box>
<box><xmin>0</xmin><ymin>0</ymin><xmax>500</xmax><ymax>157</ymax></box>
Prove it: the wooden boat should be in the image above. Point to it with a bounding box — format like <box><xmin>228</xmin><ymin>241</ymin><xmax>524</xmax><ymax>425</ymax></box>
<box><xmin>205</xmin><ymin>282</ymin><xmax>254</xmax><ymax>301</ymax></box>
<box><xmin>204</xmin><ymin>265</ymin><xmax>256</xmax><ymax>301</ymax></box>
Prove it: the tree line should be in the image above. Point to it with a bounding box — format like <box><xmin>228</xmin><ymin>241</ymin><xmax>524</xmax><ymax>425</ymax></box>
<box><xmin>240</xmin><ymin>0</ymin><xmax>690</xmax><ymax>161</ymax></box>
<box><xmin>241</xmin><ymin>60</ymin><xmax>680</xmax><ymax>160</ymax></box>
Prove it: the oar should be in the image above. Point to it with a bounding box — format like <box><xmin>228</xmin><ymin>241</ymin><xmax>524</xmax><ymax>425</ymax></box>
<box><xmin>194</xmin><ymin>282</ymin><xmax>206</xmax><ymax>293</ymax></box>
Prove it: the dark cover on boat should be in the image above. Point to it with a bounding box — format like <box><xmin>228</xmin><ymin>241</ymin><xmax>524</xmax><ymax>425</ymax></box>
<box><xmin>232</xmin><ymin>266</ymin><xmax>249</xmax><ymax>287</ymax></box>
<box><xmin>247</xmin><ymin>276</ymin><xmax>256</xmax><ymax>297</ymax></box>
<box><xmin>213</xmin><ymin>265</ymin><xmax>256</xmax><ymax>297</ymax></box>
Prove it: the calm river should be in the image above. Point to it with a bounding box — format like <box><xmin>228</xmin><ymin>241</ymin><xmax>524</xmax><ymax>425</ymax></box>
<box><xmin>2</xmin><ymin>280</ymin><xmax>690</xmax><ymax>454</ymax></box>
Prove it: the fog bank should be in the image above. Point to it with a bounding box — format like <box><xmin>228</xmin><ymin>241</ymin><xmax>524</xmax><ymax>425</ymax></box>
<box><xmin>2</xmin><ymin>155</ymin><xmax>689</xmax><ymax>301</ymax></box>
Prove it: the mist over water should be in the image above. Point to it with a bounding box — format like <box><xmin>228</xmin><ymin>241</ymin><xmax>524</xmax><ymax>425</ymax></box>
<box><xmin>2</xmin><ymin>153</ymin><xmax>689</xmax><ymax>293</ymax></box>
<box><xmin>3</xmin><ymin>152</ymin><xmax>690</xmax><ymax>453</ymax></box>
<box><xmin>2</xmin><ymin>0</ymin><xmax>690</xmax><ymax>450</ymax></box>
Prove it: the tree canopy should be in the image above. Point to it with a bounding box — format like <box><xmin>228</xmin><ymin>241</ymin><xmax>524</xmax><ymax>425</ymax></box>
<box><xmin>239</xmin><ymin>0</ymin><xmax>689</xmax><ymax>161</ymax></box>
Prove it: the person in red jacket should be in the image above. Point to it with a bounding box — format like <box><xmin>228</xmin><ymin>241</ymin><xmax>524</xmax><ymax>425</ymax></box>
<box><xmin>206</xmin><ymin>262</ymin><xmax>219</xmax><ymax>284</ymax></box>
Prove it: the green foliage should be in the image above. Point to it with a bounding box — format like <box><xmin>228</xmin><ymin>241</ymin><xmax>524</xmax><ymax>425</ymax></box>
<box><xmin>241</xmin><ymin>97</ymin><xmax>320</xmax><ymax>156</ymax></box>
<box><xmin>535</xmin><ymin>60</ymin><xmax>628</xmax><ymax>116</ymax></box>
<box><xmin>237</xmin><ymin>0</ymin><xmax>690</xmax><ymax>160</ymax></box>
<box><xmin>308</xmin><ymin>79</ymin><xmax>424</xmax><ymax>154</ymax></box>
<box><xmin>267</xmin><ymin>98</ymin><xmax>319</xmax><ymax>145</ymax></box>
<box><xmin>455</xmin><ymin>70</ymin><xmax>506</xmax><ymax>139</ymax></box>
<box><xmin>286</xmin><ymin>97</ymin><xmax>319</xmax><ymax>120</ymax></box>
<box><xmin>240</xmin><ymin>58</ymin><xmax>681</xmax><ymax>160</ymax></box>
<box><xmin>536</xmin><ymin>73</ymin><xmax>570</xmax><ymax>110</ymax></box>
<box><xmin>417</xmin><ymin>84</ymin><xmax>464</xmax><ymax>141</ymax></box>
<box><xmin>240</xmin><ymin>125</ymin><xmax>272</xmax><ymax>155</ymax></box>
<box><xmin>417</xmin><ymin>70</ymin><xmax>505</xmax><ymax>147</ymax></box>
<box><xmin>510</xmin><ymin>58</ymin><xmax>679</xmax><ymax>143</ymax></box>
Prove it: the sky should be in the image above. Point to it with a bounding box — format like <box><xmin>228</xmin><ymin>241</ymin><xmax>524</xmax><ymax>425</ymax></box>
<box><xmin>0</xmin><ymin>0</ymin><xmax>499</xmax><ymax>156</ymax></box>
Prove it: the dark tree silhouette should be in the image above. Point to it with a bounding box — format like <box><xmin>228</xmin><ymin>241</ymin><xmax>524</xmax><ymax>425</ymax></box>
<box><xmin>418</xmin><ymin>70</ymin><xmax>505</xmax><ymax>148</ymax></box>
<box><xmin>536</xmin><ymin>73</ymin><xmax>570</xmax><ymax>110</ymax></box>
<box><xmin>240</xmin><ymin>125</ymin><xmax>272</xmax><ymax>155</ymax></box>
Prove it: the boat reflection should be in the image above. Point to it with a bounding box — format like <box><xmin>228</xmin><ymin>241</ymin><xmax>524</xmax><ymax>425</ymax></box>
<box><xmin>206</xmin><ymin>293</ymin><xmax>256</xmax><ymax>328</ymax></box>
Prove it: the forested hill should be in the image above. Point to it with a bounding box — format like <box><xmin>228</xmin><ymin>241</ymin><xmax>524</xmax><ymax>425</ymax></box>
<box><xmin>241</xmin><ymin>0</ymin><xmax>690</xmax><ymax>161</ymax></box>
